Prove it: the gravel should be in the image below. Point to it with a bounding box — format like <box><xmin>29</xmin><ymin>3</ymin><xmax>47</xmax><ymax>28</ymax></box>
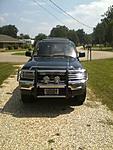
<box><xmin>0</xmin><ymin>75</ymin><xmax>113</xmax><ymax>150</ymax></box>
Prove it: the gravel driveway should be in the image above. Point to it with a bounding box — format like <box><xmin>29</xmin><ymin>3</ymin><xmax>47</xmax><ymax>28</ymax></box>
<box><xmin>0</xmin><ymin>74</ymin><xmax>113</xmax><ymax>150</ymax></box>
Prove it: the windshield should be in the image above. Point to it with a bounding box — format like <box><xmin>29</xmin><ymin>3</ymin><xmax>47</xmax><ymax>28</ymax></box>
<box><xmin>37</xmin><ymin>42</ymin><xmax>77</xmax><ymax>58</ymax></box>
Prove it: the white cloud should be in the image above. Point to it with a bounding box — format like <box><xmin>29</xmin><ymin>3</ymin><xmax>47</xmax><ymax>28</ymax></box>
<box><xmin>28</xmin><ymin>0</ymin><xmax>46</xmax><ymax>6</ymax></box>
<box><xmin>0</xmin><ymin>16</ymin><xmax>5</xmax><ymax>24</ymax></box>
<box><xmin>18</xmin><ymin>22</ymin><xmax>54</xmax><ymax>37</ymax></box>
<box><xmin>32</xmin><ymin>22</ymin><xmax>53</xmax><ymax>35</ymax></box>
<box><xmin>23</xmin><ymin>10</ymin><xmax>40</xmax><ymax>15</ymax></box>
<box><xmin>17</xmin><ymin>0</ymin><xmax>113</xmax><ymax>36</ymax></box>
<box><xmin>18</xmin><ymin>0</ymin><xmax>46</xmax><ymax>7</ymax></box>
<box><xmin>0</xmin><ymin>13</ymin><xmax>9</xmax><ymax>26</ymax></box>
<box><xmin>65</xmin><ymin>0</ymin><xmax>113</xmax><ymax>33</ymax></box>
<box><xmin>20</xmin><ymin>17</ymin><xmax>33</xmax><ymax>23</ymax></box>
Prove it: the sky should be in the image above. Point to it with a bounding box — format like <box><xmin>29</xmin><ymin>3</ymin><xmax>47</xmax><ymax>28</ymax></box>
<box><xmin>0</xmin><ymin>0</ymin><xmax>113</xmax><ymax>37</ymax></box>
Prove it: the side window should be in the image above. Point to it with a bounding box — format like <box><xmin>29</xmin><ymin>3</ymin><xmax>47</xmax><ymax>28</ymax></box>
<box><xmin>71</xmin><ymin>42</ymin><xmax>78</xmax><ymax>57</ymax></box>
<box><xmin>33</xmin><ymin>43</ymin><xmax>39</xmax><ymax>55</ymax></box>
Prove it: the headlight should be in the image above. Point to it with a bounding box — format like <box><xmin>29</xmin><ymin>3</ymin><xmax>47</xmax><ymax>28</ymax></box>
<box><xmin>20</xmin><ymin>70</ymin><xmax>35</xmax><ymax>80</ymax></box>
<box><xmin>43</xmin><ymin>76</ymin><xmax>50</xmax><ymax>84</ymax></box>
<box><xmin>54</xmin><ymin>76</ymin><xmax>60</xmax><ymax>84</ymax></box>
<box><xmin>68</xmin><ymin>69</ymin><xmax>88</xmax><ymax>81</ymax></box>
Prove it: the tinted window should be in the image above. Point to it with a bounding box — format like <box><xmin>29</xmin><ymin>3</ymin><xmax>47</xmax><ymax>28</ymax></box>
<box><xmin>37</xmin><ymin>42</ymin><xmax>77</xmax><ymax>58</ymax></box>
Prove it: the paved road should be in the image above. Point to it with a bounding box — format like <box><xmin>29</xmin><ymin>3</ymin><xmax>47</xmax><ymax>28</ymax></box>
<box><xmin>77</xmin><ymin>46</ymin><xmax>113</xmax><ymax>61</ymax></box>
<box><xmin>0</xmin><ymin>52</ymin><xmax>29</xmax><ymax>63</ymax></box>
<box><xmin>0</xmin><ymin>48</ymin><xmax>113</xmax><ymax>63</ymax></box>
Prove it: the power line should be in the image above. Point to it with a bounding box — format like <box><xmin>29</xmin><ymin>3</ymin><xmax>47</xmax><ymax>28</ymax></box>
<box><xmin>32</xmin><ymin>0</ymin><xmax>65</xmax><ymax>25</ymax></box>
<box><xmin>48</xmin><ymin>0</ymin><xmax>93</xmax><ymax>29</ymax></box>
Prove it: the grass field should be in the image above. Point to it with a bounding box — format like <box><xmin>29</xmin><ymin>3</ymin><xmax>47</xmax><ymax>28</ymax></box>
<box><xmin>12</xmin><ymin>51</ymin><xmax>26</xmax><ymax>56</ymax></box>
<box><xmin>0</xmin><ymin>48</ymin><xmax>27</xmax><ymax>52</ymax></box>
<box><xmin>92</xmin><ymin>47</ymin><xmax>113</xmax><ymax>52</ymax></box>
<box><xmin>82</xmin><ymin>59</ymin><xmax>113</xmax><ymax>111</ymax></box>
<box><xmin>0</xmin><ymin>63</ymin><xmax>18</xmax><ymax>85</ymax></box>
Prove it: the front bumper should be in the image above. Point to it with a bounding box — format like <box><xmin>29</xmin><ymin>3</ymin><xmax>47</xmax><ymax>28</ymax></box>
<box><xmin>19</xmin><ymin>80</ymin><xmax>86</xmax><ymax>98</ymax></box>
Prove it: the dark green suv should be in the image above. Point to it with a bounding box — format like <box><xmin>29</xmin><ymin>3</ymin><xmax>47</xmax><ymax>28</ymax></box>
<box><xmin>18</xmin><ymin>38</ymin><xmax>88</xmax><ymax>104</ymax></box>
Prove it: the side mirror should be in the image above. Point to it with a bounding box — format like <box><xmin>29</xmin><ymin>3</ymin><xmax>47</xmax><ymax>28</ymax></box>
<box><xmin>79</xmin><ymin>52</ymin><xmax>85</xmax><ymax>58</ymax></box>
<box><xmin>25</xmin><ymin>51</ymin><xmax>31</xmax><ymax>57</ymax></box>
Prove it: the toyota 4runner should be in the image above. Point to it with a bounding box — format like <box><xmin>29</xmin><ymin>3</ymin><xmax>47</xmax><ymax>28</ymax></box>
<box><xmin>18</xmin><ymin>38</ymin><xmax>88</xmax><ymax>104</ymax></box>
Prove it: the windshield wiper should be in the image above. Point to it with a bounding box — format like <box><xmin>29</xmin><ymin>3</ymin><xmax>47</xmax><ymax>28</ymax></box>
<box><xmin>52</xmin><ymin>54</ymin><xmax>66</xmax><ymax>57</ymax></box>
<box><xmin>52</xmin><ymin>54</ymin><xmax>74</xmax><ymax>58</ymax></box>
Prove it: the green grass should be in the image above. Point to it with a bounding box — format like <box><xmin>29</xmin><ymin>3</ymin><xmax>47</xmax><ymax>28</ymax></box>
<box><xmin>0</xmin><ymin>63</ymin><xmax>18</xmax><ymax>85</ymax></box>
<box><xmin>82</xmin><ymin>59</ymin><xmax>113</xmax><ymax>110</ymax></box>
<box><xmin>0</xmin><ymin>48</ymin><xmax>27</xmax><ymax>52</ymax></box>
<box><xmin>12</xmin><ymin>51</ymin><xmax>26</xmax><ymax>56</ymax></box>
<box><xmin>92</xmin><ymin>47</ymin><xmax>113</xmax><ymax>52</ymax></box>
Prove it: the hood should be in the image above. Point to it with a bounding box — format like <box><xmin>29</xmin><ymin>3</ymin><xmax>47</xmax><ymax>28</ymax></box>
<box><xmin>22</xmin><ymin>56</ymin><xmax>82</xmax><ymax>70</ymax></box>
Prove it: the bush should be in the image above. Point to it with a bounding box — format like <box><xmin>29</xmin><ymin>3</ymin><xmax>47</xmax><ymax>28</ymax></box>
<box><xmin>13</xmin><ymin>45</ymin><xmax>18</xmax><ymax>49</ymax></box>
<box><xmin>7</xmin><ymin>45</ymin><xmax>14</xmax><ymax>50</ymax></box>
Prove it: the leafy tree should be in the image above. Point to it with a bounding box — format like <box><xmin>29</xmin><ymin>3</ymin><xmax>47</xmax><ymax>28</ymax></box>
<box><xmin>34</xmin><ymin>33</ymin><xmax>47</xmax><ymax>47</ymax></box>
<box><xmin>0</xmin><ymin>25</ymin><xmax>18</xmax><ymax>38</ymax></box>
<box><xmin>35</xmin><ymin>33</ymin><xmax>47</xmax><ymax>41</ymax></box>
<box><xmin>106</xmin><ymin>20</ymin><xmax>113</xmax><ymax>46</ymax></box>
<box><xmin>85</xmin><ymin>33</ymin><xmax>92</xmax><ymax>44</ymax></box>
<box><xmin>92</xmin><ymin>5</ymin><xmax>113</xmax><ymax>47</ymax></box>
<box><xmin>102</xmin><ymin>5</ymin><xmax>113</xmax><ymax>24</ymax></box>
<box><xmin>93</xmin><ymin>23</ymin><xmax>106</xmax><ymax>44</ymax></box>
<box><xmin>19</xmin><ymin>33</ymin><xmax>30</xmax><ymax>39</ymax></box>
<box><xmin>76</xmin><ymin>29</ymin><xmax>86</xmax><ymax>44</ymax></box>
<box><xmin>103</xmin><ymin>6</ymin><xmax>113</xmax><ymax>46</ymax></box>
<box><xmin>67</xmin><ymin>29</ymin><xmax>79</xmax><ymax>45</ymax></box>
<box><xmin>50</xmin><ymin>25</ymin><xmax>69</xmax><ymax>37</ymax></box>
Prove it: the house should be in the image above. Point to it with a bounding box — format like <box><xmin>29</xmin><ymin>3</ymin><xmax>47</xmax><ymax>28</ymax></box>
<box><xmin>0</xmin><ymin>34</ymin><xmax>24</xmax><ymax>49</ymax></box>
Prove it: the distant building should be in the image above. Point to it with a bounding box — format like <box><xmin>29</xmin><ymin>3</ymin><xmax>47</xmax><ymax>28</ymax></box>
<box><xmin>0</xmin><ymin>34</ymin><xmax>24</xmax><ymax>49</ymax></box>
<box><xmin>20</xmin><ymin>39</ymin><xmax>34</xmax><ymax>45</ymax></box>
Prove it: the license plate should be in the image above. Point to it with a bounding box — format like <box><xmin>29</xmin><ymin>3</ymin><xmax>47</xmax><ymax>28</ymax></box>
<box><xmin>44</xmin><ymin>89</ymin><xmax>59</xmax><ymax>95</ymax></box>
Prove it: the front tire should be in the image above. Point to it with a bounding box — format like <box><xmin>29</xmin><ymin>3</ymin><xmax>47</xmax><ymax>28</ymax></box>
<box><xmin>71</xmin><ymin>90</ymin><xmax>86</xmax><ymax>105</ymax></box>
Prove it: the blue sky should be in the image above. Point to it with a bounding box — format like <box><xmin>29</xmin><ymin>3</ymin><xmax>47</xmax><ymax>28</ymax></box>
<box><xmin>0</xmin><ymin>0</ymin><xmax>113</xmax><ymax>37</ymax></box>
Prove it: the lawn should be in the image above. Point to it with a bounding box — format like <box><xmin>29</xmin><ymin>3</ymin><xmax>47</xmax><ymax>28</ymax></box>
<box><xmin>0</xmin><ymin>48</ymin><xmax>27</xmax><ymax>52</ymax></box>
<box><xmin>0</xmin><ymin>63</ymin><xmax>18</xmax><ymax>85</ymax></box>
<box><xmin>82</xmin><ymin>59</ymin><xmax>113</xmax><ymax>111</ymax></box>
<box><xmin>12</xmin><ymin>51</ymin><xmax>26</xmax><ymax>56</ymax></box>
<box><xmin>92</xmin><ymin>47</ymin><xmax>113</xmax><ymax>52</ymax></box>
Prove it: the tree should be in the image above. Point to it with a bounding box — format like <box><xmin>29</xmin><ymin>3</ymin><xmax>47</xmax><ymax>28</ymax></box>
<box><xmin>76</xmin><ymin>29</ymin><xmax>86</xmax><ymax>45</ymax></box>
<box><xmin>19</xmin><ymin>33</ymin><xmax>30</xmax><ymax>39</ymax></box>
<box><xmin>103</xmin><ymin>6</ymin><xmax>113</xmax><ymax>46</ymax></box>
<box><xmin>0</xmin><ymin>25</ymin><xmax>18</xmax><ymax>38</ymax></box>
<box><xmin>92</xmin><ymin>5</ymin><xmax>113</xmax><ymax>47</ymax></box>
<box><xmin>85</xmin><ymin>34</ymin><xmax>92</xmax><ymax>44</ymax></box>
<box><xmin>50</xmin><ymin>25</ymin><xmax>69</xmax><ymax>37</ymax></box>
<box><xmin>106</xmin><ymin>20</ymin><xmax>113</xmax><ymax>47</ymax></box>
<box><xmin>35</xmin><ymin>33</ymin><xmax>47</xmax><ymax>41</ymax></box>
<box><xmin>34</xmin><ymin>33</ymin><xmax>47</xmax><ymax>46</ymax></box>
<box><xmin>93</xmin><ymin>23</ymin><xmax>106</xmax><ymax>44</ymax></box>
<box><xmin>102</xmin><ymin>5</ymin><xmax>113</xmax><ymax>24</ymax></box>
<box><xmin>67</xmin><ymin>29</ymin><xmax>79</xmax><ymax>45</ymax></box>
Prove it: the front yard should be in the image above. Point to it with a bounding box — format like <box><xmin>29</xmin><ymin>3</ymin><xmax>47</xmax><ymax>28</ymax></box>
<box><xmin>82</xmin><ymin>59</ymin><xmax>113</xmax><ymax>111</ymax></box>
<box><xmin>0</xmin><ymin>59</ymin><xmax>113</xmax><ymax>111</ymax></box>
<box><xmin>0</xmin><ymin>63</ymin><xmax>18</xmax><ymax>85</ymax></box>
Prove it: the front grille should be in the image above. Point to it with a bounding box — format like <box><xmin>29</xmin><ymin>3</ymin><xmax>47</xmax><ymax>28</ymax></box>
<box><xmin>37</xmin><ymin>70</ymin><xmax>66</xmax><ymax>84</ymax></box>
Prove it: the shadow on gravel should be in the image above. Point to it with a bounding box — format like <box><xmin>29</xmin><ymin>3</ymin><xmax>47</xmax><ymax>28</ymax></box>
<box><xmin>1</xmin><ymin>86</ymin><xmax>77</xmax><ymax>118</ymax></box>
